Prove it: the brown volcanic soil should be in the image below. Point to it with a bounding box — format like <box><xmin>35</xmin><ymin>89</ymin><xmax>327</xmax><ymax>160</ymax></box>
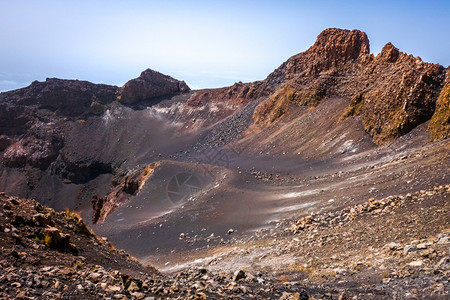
<box><xmin>0</xmin><ymin>28</ymin><xmax>449</xmax><ymax>299</ymax></box>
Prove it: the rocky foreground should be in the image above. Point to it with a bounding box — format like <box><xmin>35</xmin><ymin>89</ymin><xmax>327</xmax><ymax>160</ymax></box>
<box><xmin>1</xmin><ymin>183</ymin><xmax>448</xmax><ymax>299</ymax></box>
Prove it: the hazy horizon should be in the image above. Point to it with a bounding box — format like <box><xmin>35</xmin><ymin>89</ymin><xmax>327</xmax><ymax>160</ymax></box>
<box><xmin>1</xmin><ymin>0</ymin><xmax>449</xmax><ymax>92</ymax></box>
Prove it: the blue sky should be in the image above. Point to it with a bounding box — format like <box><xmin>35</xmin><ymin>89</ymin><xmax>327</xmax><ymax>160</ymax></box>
<box><xmin>1</xmin><ymin>0</ymin><xmax>449</xmax><ymax>92</ymax></box>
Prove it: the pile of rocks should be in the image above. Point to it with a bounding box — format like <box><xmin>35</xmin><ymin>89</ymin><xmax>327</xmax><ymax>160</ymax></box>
<box><xmin>291</xmin><ymin>184</ymin><xmax>450</xmax><ymax>233</ymax></box>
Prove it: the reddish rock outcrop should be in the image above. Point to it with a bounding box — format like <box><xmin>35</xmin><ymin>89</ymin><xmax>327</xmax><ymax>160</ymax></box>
<box><xmin>356</xmin><ymin>47</ymin><xmax>443</xmax><ymax>143</ymax></box>
<box><xmin>92</xmin><ymin>163</ymin><xmax>159</xmax><ymax>223</ymax></box>
<box><xmin>252</xmin><ymin>28</ymin><xmax>446</xmax><ymax>143</ymax></box>
<box><xmin>428</xmin><ymin>68</ymin><xmax>450</xmax><ymax>141</ymax></box>
<box><xmin>117</xmin><ymin>69</ymin><xmax>190</xmax><ymax>104</ymax></box>
<box><xmin>0</xmin><ymin>78</ymin><xmax>117</xmax><ymax>117</ymax></box>
<box><xmin>186</xmin><ymin>81</ymin><xmax>256</xmax><ymax>108</ymax></box>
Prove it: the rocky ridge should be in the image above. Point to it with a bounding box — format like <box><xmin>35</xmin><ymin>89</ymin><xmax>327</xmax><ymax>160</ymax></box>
<box><xmin>251</xmin><ymin>28</ymin><xmax>446</xmax><ymax>144</ymax></box>
<box><xmin>117</xmin><ymin>69</ymin><xmax>190</xmax><ymax>105</ymax></box>
<box><xmin>182</xmin><ymin>28</ymin><xmax>448</xmax><ymax>144</ymax></box>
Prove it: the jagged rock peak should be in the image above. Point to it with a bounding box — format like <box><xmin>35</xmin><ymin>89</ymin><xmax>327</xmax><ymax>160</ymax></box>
<box><xmin>117</xmin><ymin>68</ymin><xmax>190</xmax><ymax>104</ymax></box>
<box><xmin>379</xmin><ymin>42</ymin><xmax>400</xmax><ymax>62</ymax></box>
<box><xmin>0</xmin><ymin>78</ymin><xmax>117</xmax><ymax>117</ymax></box>
<box><xmin>309</xmin><ymin>28</ymin><xmax>370</xmax><ymax>60</ymax></box>
<box><xmin>281</xmin><ymin>28</ymin><xmax>371</xmax><ymax>78</ymax></box>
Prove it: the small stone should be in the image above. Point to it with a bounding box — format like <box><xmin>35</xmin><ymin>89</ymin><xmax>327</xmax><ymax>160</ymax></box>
<box><xmin>333</xmin><ymin>268</ymin><xmax>347</xmax><ymax>275</ymax></box>
<box><xmin>338</xmin><ymin>293</ymin><xmax>348</xmax><ymax>300</ymax></box>
<box><xmin>227</xmin><ymin>228</ymin><xmax>234</xmax><ymax>235</ymax></box>
<box><xmin>420</xmin><ymin>248</ymin><xmax>435</xmax><ymax>258</ymax></box>
<box><xmin>107</xmin><ymin>285</ymin><xmax>122</xmax><ymax>292</ymax></box>
<box><xmin>279</xmin><ymin>291</ymin><xmax>300</xmax><ymax>300</ymax></box>
<box><xmin>130</xmin><ymin>292</ymin><xmax>146</xmax><ymax>299</ymax></box>
<box><xmin>127</xmin><ymin>281</ymin><xmax>140</xmax><ymax>292</ymax></box>
<box><xmin>32</xmin><ymin>213</ymin><xmax>53</xmax><ymax>226</ymax></box>
<box><xmin>389</xmin><ymin>242</ymin><xmax>401</xmax><ymax>251</ymax></box>
<box><xmin>16</xmin><ymin>291</ymin><xmax>27</xmax><ymax>299</ymax></box>
<box><xmin>432</xmin><ymin>283</ymin><xmax>445</xmax><ymax>293</ymax></box>
<box><xmin>438</xmin><ymin>236</ymin><xmax>449</xmax><ymax>244</ymax></box>
<box><xmin>234</xmin><ymin>270</ymin><xmax>246</xmax><ymax>281</ymax></box>
<box><xmin>416</xmin><ymin>243</ymin><xmax>428</xmax><ymax>249</ymax></box>
<box><xmin>57</xmin><ymin>267</ymin><xmax>76</xmax><ymax>276</ymax></box>
<box><xmin>408</xmin><ymin>260</ymin><xmax>423</xmax><ymax>267</ymax></box>
<box><xmin>88</xmin><ymin>272</ymin><xmax>102</xmax><ymax>283</ymax></box>
<box><xmin>179</xmin><ymin>233</ymin><xmax>185</xmax><ymax>240</ymax></box>
<box><xmin>436</xmin><ymin>256</ymin><xmax>449</xmax><ymax>267</ymax></box>
<box><xmin>403</xmin><ymin>245</ymin><xmax>416</xmax><ymax>254</ymax></box>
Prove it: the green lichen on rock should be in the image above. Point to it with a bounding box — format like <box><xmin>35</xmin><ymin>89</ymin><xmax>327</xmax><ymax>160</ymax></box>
<box><xmin>341</xmin><ymin>92</ymin><xmax>364</xmax><ymax>120</ymax></box>
<box><xmin>253</xmin><ymin>84</ymin><xmax>325</xmax><ymax>125</ymax></box>
<box><xmin>428</xmin><ymin>81</ymin><xmax>450</xmax><ymax>141</ymax></box>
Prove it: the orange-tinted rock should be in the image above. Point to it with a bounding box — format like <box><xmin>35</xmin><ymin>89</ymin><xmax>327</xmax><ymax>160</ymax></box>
<box><xmin>428</xmin><ymin>69</ymin><xmax>450</xmax><ymax>141</ymax></box>
<box><xmin>252</xmin><ymin>28</ymin><xmax>446</xmax><ymax>144</ymax></box>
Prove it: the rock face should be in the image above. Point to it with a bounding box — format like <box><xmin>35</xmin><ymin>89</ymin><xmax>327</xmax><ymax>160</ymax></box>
<box><xmin>182</xmin><ymin>28</ymin><xmax>448</xmax><ymax>144</ymax></box>
<box><xmin>284</xmin><ymin>28</ymin><xmax>370</xmax><ymax>77</ymax></box>
<box><xmin>429</xmin><ymin>69</ymin><xmax>450</xmax><ymax>141</ymax></box>
<box><xmin>0</xmin><ymin>79</ymin><xmax>118</xmax><ymax>174</ymax></box>
<box><xmin>116</xmin><ymin>69</ymin><xmax>190</xmax><ymax>104</ymax></box>
<box><xmin>251</xmin><ymin>28</ymin><xmax>446</xmax><ymax>144</ymax></box>
<box><xmin>91</xmin><ymin>163</ymin><xmax>159</xmax><ymax>223</ymax></box>
<box><xmin>2</xmin><ymin>133</ymin><xmax>63</xmax><ymax>170</ymax></box>
<box><xmin>0</xmin><ymin>78</ymin><xmax>117</xmax><ymax>117</ymax></box>
<box><xmin>355</xmin><ymin>44</ymin><xmax>443</xmax><ymax>143</ymax></box>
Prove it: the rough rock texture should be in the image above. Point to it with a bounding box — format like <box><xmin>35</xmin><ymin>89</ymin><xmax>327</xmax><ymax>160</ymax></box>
<box><xmin>186</xmin><ymin>81</ymin><xmax>257</xmax><ymax>108</ymax></box>
<box><xmin>0</xmin><ymin>194</ymin><xmax>161</xmax><ymax>299</ymax></box>
<box><xmin>0</xmin><ymin>78</ymin><xmax>118</xmax><ymax>171</ymax></box>
<box><xmin>92</xmin><ymin>163</ymin><xmax>158</xmax><ymax>223</ymax></box>
<box><xmin>251</xmin><ymin>28</ymin><xmax>446</xmax><ymax>144</ymax></box>
<box><xmin>283</xmin><ymin>28</ymin><xmax>370</xmax><ymax>77</ymax></box>
<box><xmin>0</xmin><ymin>135</ymin><xmax>12</xmax><ymax>152</ymax></box>
<box><xmin>355</xmin><ymin>44</ymin><xmax>444</xmax><ymax>143</ymax></box>
<box><xmin>429</xmin><ymin>69</ymin><xmax>450</xmax><ymax>141</ymax></box>
<box><xmin>117</xmin><ymin>69</ymin><xmax>190</xmax><ymax>104</ymax></box>
<box><xmin>1</xmin><ymin>194</ymin><xmax>316</xmax><ymax>299</ymax></box>
<box><xmin>2</xmin><ymin>133</ymin><xmax>63</xmax><ymax>170</ymax></box>
<box><xmin>0</xmin><ymin>78</ymin><xmax>117</xmax><ymax>117</ymax></box>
